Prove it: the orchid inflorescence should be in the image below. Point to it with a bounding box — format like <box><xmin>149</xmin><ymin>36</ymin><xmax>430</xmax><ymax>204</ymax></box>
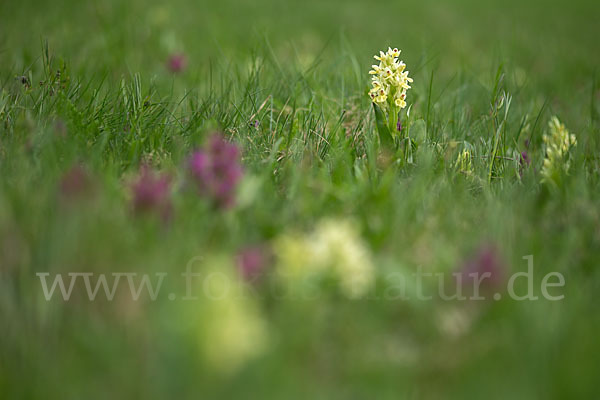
<box><xmin>126</xmin><ymin>133</ymin><xmax>243</xmax><ymax>223</ymax></box>
<box><xmin>188</xmin><ymin>134</ymin><xmax>243</xmax><ymax>208</ymax></box>
<box><xmin>130</xmin><ymin>165</ymin><xmax>172</xmax><ymax>221</ymax></box>
<box><xmin>368</xmin><ymin>47</ymin><xmax>413</xmax><ymax>109</ymax></box>
<box><xmin>367</xmin><ymin>47</ymin><xmax>413</xmax><ymax>147</ymax></box>
<box><xmin>541</xmin><ymin>116</ymin><xmax>577</xmax><ymax>186</ymax></box>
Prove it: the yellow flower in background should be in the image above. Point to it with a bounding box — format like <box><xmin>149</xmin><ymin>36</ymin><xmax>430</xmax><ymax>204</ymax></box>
<box><xmin>311</xmin><ymin>219</ymin><xmax>375</xmax><ymax>299</ymax></box>
<box><xmin>274</xmin><ymin>218</ymin><xmax>375</xmax><ymax>299</ymax></box>
<box><xmin>273</xmin><ymin>232</ymin><xmax>324</xmax><ymax>279</ymax></box>
<box><xmin>541</xmin><ymin>116</ymin><xmax>577</xmax><ymax>185</ymax></box>
<box><xmin>455</xmin><ymin>149</ymin><xmax>473</xmax><ymax>175</ymax></box>
<box><xmin>368</xmin><ymin>47</ymin><xmax>413</xmax><ymax>110</ymax></box>
<box><xmin>198</xmin><ymin>259</ymin><xmax>268</xmax><ymax>374</ymax></box>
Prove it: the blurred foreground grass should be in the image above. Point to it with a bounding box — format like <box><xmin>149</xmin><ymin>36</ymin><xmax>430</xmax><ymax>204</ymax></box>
<box><xmin>1</xmin><ymin>0</ymin><xmax>600</xmax><ymax>398</ymax></box>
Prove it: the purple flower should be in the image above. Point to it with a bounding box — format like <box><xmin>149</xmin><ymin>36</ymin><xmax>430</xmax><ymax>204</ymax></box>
<box><xmin>518</xmin><ymin>150</ymin><xmax>531</xmax><ymax>177</ymax></box>
<box><xmin>167</xmin><ymin>53</ymin><xmax>187</xmax><ymax>73</ymax></box>
<box><xmin>397</xmin><ymin>119</ymin><xmax>402</xmax><ymax>132</ymax></box>
<box><xmin>130</xmin><ymin>165</ymin><xmax>172</xmax><ymax>220</ymax></box>
<box><xmin>459</xmin><ymin>245</ymin><xmax>505</xmax><ymax>291</ymax></box>
<box><xmin>520</xmin><ymin>151</ymin><xmax>530</xmax><ymax>166</ymax></box>
<box><xmin>236</xmin><ymin>246</ymin><xmax>268</xmax><ymax>281</ymax></box>
<box><xmin>188</xmin><ymin>134</ymin><xmax>243</xmax><ymax>208</ymax></box>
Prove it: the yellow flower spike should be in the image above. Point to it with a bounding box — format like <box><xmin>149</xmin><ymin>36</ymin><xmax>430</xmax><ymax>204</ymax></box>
<box><xmin>368</xmin><ymin>47</ymin><xmax>413</xmax><ymax>147</ymax></box>
<box><xmin>541</xmin><ymin>115</ymin><xmax>577</xmax><ymax>185</ymax></box>
<box><xmin>367</xmin><ymin>47</ymin><xmax>412</xmax><ymax>111</ymax></box>
<box><xmin>455</xmin><ymin>149</ymin><xmax>474</xmax><ymax>175</ymax></box>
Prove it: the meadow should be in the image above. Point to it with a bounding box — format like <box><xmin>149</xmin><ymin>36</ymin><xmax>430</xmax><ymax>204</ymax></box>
<box><xmin>1</xmin><ymin>0</ymin><xmax>600</xmax><ymax>398</ymax></box>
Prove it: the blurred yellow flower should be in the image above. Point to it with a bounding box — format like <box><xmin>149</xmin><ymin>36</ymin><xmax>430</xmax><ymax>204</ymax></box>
<box><xmin>273</xmin><ymin>232</ymin><xmax>323</xmax><ymax>279</ymax></box>
<box><xmin>199</xmin><ymin>259</ymin><xmax>268</xmax><ymax>374</ymax></box>
<box><xmin>312</xmin><ymin>219</ymin><xmax>375</xmax><ymax>298</ymax></box>
<box><xmin>455</xmin><ymin>149</ymin><xmax>473</xmax><ymax>175</ymax></box>
<box><xmin>541</xmin><ymin>116</ymin><xmax>577</xmax><ymax>185</ymax></box>
<box><xmin>274</xmin><ymin>218</ymin><xmax>375</xmax><ymax>298</ymax></box>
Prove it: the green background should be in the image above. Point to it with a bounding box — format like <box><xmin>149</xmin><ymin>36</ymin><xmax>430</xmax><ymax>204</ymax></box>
<box><xmin>1</xmin><ymin>0</ymin><xmax>599</xmax><ymax>398</ymax></box>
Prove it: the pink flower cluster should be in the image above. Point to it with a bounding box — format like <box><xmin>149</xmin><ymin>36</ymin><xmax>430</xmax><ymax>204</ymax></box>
<box><xmin>167</xmin><ymin>53</ymin><xmax>187</xmax><ymax>74</ymax></box>
<box><xmin>188</xmin><ymin>135</ymin><xmax>243</xmax><ymax>208</ymax></box>
<box><xmin>130</xmin><ymin>165</ymin><xmax>172</xmax><ymax>221</ymax></box>
<box><xmin>236</xmin><ymin>246</ymin><xmax>268</xmax><ymax>281</ymax></box>
<box><xmin>59</xmin><ymin>134</ymin><xmax>243</xmax><ymax>220</ymax></box>
<box><xmin>459</xmin><ymin>245</ymin><xmax>505</xmax><ymax>291</ymax></box>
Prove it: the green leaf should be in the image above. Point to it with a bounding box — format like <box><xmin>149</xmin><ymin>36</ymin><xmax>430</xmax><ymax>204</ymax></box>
<box><xmin>373</xmin><ymin>103</ymin><xmax>394</xmax><ymax>148</ymax></box>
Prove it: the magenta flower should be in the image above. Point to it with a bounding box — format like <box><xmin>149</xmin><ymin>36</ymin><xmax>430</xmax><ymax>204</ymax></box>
<box><xmin>130</xmin><ymin>165</ymin><xmax>172</xmax><ymax>220</ymax></box>
<box><xmin>188</xmin><ymin>134</ymin><xmax>243</xmax><ymax>208</ymax></box>
<box><xmin>236</xmin><ymin>246</ymin><xmax>268</xmax><ymax>281</ymax></box>
<box><xmin>519</xmin><ymin>146</ymin><xmax>531</xmax><ymax>176</ymax></box>
<box><xmin>167</xmin><ymin>53</ymin><xmax>187</xmax><ymax>73</ymax></box>
<box><xmin>459</xmin><ymin>245</ymin><xmax>505</xmax><ymax>291</ymax></box>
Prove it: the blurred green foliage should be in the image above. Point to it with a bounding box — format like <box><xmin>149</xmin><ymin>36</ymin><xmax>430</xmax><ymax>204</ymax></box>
<box><xmin>1</xmin><ymin>0</ymin><xmax>599</xmax><ymax>398</ymax></box>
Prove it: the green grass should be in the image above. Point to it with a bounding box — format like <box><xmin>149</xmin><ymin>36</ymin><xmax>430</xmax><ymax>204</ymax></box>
<box><xmin>1</xmin><ymin>0</ymin><xmax>600</xmax><ymax>398</ymax></box>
